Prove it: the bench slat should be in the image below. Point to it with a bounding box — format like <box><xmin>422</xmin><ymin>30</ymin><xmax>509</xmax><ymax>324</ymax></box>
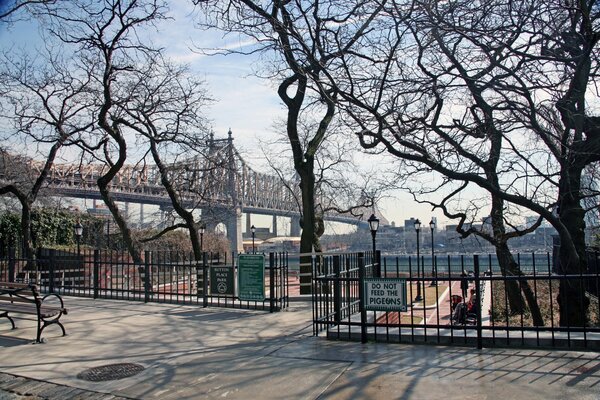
<box><xmin>0</xmin><ymin>303</ymin><xmax>64</xmax><ymax>318</ymax></box>
<box><xmin>0</xmin><ymin>282</ymin><xmax>31</xmax><ymax>289</ymax></box>
<box><xmin>0</xmin><ymin>295</ymin><xmax>38</xmax><ymax>303</ymax></box>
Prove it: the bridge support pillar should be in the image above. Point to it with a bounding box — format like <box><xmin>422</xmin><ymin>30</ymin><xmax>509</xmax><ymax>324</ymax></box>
<box><xmin>272</xmin><ymin>215</ymin><xmax>277</xmax><ymax>236</ymax></box>
<box><xmin>290</xmin><ymin>216</ymin><xmax>301</xmax><ymax>237</ymax></box>
<box><xmin>246</xmin><ymin>213</ymin><xmax>252</xmax><ymax>234</ymax></box>
<box><xmin>226</xmin><ymin>207</ymin><xmax>244</xmax><ymax>254</ymax></box>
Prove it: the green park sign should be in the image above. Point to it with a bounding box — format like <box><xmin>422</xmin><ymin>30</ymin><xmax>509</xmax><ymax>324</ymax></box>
<box><xmin>238</xmin><ymin>254</ymin><xmax>265</xmax><ymax>301</ymax></box>
<box><xmin>363</xmin><ymin>278</ymin><xmax>407</xmax><ymax>311</ymax></box>
<box><xmin>210</xmin><ymin>266</ymin><xmax>235</xmax><ymax>296</ymax></box>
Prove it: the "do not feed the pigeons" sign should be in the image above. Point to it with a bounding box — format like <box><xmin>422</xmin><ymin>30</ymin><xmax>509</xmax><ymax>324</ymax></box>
<box><xmin>363</xmin><ymin>278</ymin><xmax>407</xmax><ymax>311</ymax></box>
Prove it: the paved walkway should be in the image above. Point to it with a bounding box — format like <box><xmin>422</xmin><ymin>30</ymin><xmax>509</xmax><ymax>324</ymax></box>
<box><xmin>1</xmin><ymin>297</ymin><xmax>600</xmax><ymax>399</ymax></box>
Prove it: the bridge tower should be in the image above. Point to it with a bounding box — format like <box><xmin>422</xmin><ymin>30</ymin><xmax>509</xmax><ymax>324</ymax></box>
<box><xmin>224</xmin><ymin>129</ymin><xmax>244</xmax><ymax>254</ymax></box>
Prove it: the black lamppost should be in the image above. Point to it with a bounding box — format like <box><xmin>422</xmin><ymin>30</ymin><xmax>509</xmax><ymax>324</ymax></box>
<box><xmin>251</xmin><ymin>225</ymin><xmax>256</xmax><ymax>254</ymax></box>
<box><xmin>199</xmin><ymin>224</ymin><xmax>205</xmax><ymax>252</ymax></box>
<box><xmin>74</xmin><ymin>221</ymin><xmax>83</xmax><ymax>256</ymax></box>
<box><xmin>414</xmin><ymin>218</ymin><xmax>422</xmax><ymax>301</ymax></box>
<box><xmin>368</xmin><ymin>213</ymin><xmax>380</xmax><ymax>277</ymax></box>
<box><xmin>429</xmin><ymin>218</ymin><xmax>437</xmax><ymax>286</ymax></box>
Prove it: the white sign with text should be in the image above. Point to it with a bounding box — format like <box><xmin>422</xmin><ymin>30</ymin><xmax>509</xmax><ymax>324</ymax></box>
<box><xmin>364</xmin><ymin>279</ymin><xmax>407</xmax><ymax>311</ymax></box>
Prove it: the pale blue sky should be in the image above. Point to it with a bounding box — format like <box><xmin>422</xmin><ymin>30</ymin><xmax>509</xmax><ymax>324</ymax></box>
<box><xmin>0</xmin><ymin>1</ymin><xmax>447</xmax><ymax>230</ymax></box>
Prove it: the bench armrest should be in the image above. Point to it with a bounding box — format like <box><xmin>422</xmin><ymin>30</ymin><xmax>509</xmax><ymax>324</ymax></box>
<box><xmin>41</xmin><ymin>293</ymin><xmax>67</xmax><ymax>315</ymax></box>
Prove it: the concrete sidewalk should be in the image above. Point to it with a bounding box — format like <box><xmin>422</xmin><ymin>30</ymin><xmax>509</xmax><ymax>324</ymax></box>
<box><xmin>1</xmin><ymin>297</ymin><xmax>600</xmax><ymax>399</ymax></box>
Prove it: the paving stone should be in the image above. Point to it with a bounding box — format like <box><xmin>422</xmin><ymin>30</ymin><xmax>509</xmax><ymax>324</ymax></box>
<box><xmin>0</xmin><ymin>374</ymin><xmax>125</xmax><ymax>400</ymax></box>
<box><xmin>9</xmin><ymin>380</ymin><xmax>48</xmax><ymax>396</ymax></box>
<box><xmin>66</xmin><ymin>388</ymin><xmax>99</xmax><ymax>399</ymax></box>
<box><xmin>70</xmin><ymin>393</ymin><xmax>109</xmax><ymax>400</ymax></box>
<box><xmin>36</xmin><ymin>384</ymin><xmax>79</xmax><ymax>399</ymax></box>
<box><xmin>0</xmin><ymin>378</ymin><xmax>27</xmax><ymax>391</ymax></box>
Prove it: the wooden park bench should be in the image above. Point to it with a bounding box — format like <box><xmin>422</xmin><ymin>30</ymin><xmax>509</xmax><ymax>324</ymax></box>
<box><xmin>0</xmin><ymin>281</ymin><xmax>67</xmax><ymax>343</ymax></box>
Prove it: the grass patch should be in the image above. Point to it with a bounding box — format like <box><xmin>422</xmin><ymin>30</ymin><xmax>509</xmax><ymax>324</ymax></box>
<box><xmin>408</xmin><ymin>282</ymin><xmax>447</xmax><ymax>307</ymax></box>
<box><xmin>490</xmin><ymin>280</ymin><xmax>600</xmax><ymax>327</ymax></box>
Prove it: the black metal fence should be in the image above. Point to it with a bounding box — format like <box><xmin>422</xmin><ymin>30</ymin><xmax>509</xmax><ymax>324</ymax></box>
<box><xmin>313</xmin><ymin>250</ymin><xmax>600</xmax><ymax>350</ymax></box>
<box><xmin>0</xmin><ymin>248</ymin><xmax>289</xmax><ymax>312</ymax></box>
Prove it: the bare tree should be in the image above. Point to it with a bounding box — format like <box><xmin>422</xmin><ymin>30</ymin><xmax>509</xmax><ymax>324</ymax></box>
<box><xmin>0</xmin><ymin>47</ymin><xmax>93</xmax><ymax>257</ymax></box>
<box><xmin>117</xmin><ymin>56</ymin><xmax>217</xmax><ymax>261</ymax></box>
<box><xmin>327</xmin><ymin>0</ymin><xmax>600</xmax><ymax>326</ymax></box>
<box><xmin>261</xmin><ymin>118</ymin><xmax>387</xmax><ymax>248</ymax></box>
<box><xmin>0</xmin><ymin>0</ymin><xmax>56</xmax><ymax>22</ymax></box>
<box><xmin>196</xmin><ymin>0</ymin><xmax>386</xmax><ymax>293</ymax></box>
<box><xmin>36</xmin><ymin>0</ymin><xmax>170</xmax><ymax>263</ymax></box>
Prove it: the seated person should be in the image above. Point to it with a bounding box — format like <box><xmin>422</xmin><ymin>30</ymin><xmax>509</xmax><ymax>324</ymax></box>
<box><xmin>467</xmin><ymin>288</ymin><xmax>478</xmax><ymax>315</ymax></box>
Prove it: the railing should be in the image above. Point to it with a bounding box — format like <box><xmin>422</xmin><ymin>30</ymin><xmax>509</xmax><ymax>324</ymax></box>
<box><xmin>0</xmin><ymin>248</ymin><xmax>289</xmax><ymax>312</ymax></box>
<box><xmin>313</xmin><ymin>251</ymin><xmax>600</xmax><ymax>350</ymax></box>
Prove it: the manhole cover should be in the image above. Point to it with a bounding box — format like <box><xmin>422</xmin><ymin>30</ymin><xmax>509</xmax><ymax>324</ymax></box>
<box><xmin>77</xmin><ymin>363</ymin><xmax>145</xmax><ymax>382</ymax></box>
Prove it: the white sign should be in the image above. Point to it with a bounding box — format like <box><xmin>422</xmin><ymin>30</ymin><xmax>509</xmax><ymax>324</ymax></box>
<box><xmin>364</xmin><ymin>279</ymin><xmax>407</xmax><ymax>311</ymax></box>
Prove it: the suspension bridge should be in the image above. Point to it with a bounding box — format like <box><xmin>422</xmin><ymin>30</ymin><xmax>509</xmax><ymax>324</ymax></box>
<box><xmin>30</xmin><ymin>130</ymin><xmax>387</xmax><ymax>252</ymax></box>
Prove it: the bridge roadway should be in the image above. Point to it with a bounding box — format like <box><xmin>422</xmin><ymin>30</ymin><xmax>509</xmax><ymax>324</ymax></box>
<box><xmin>50</xmin><ymin>185</ymin><xmax>369</xmax><ymax>226</ymax></box>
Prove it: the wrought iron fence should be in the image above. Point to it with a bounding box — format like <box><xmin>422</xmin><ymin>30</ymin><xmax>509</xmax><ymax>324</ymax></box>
<box><xmin>313</xmin><ymin>251</ymin><xmax>600</xmax><ymax>350</ymax></box>
<box><xmin>0</xmin><ymin>248</ymin><xmax>289</xmax><ymax>312</ymax></box>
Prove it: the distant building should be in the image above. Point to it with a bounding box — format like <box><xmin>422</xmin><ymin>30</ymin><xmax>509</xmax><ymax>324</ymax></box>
<box><xmin>404</xmin><ymin>218</ymin><xmax>418</xmax><ymax>229</ymax></box>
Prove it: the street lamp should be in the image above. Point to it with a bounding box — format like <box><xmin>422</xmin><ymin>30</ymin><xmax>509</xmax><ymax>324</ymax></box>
<box><xmin>199</xmin><ymin>224</ymin><xmax>205</xmax><ymax>252</ymax></box>
<box><xmin>368</xmin><ymin>213</ymin><xmax>380</xmax><ymax>277</ymax></box>
<box><xmin>74</xmin><ymin>221</ymin><xmax>83</xmax><ymax>255</ymax></box>
<box><xmin>251</xmin><ymin>225</ymin><xmax>256</xmax><ymax>254</ymax></box>
<box><xmin>414</xmin><ymin>218</ymin><xmax>422</xmax><ymax>301</ymax></box>
<box><xmin>429</xmin><ymin>218</ymin><xmax>437</xmax><ymax>286</ymax></box>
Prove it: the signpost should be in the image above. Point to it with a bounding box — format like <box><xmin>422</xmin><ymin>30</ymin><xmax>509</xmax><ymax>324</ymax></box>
<box><xmin>364</xmin><ymin>278</ymin><xmax>407</xmax><ymax>311</ymax></box>
<box><xmin>210</xmin><ymin>266</ymin><xmax>234</xmax><ymax>296</ymax></box>
<box><xmin>238</xmin><ymin>254</ymin><xmax>265</xmax><ymax>301</ymax></box>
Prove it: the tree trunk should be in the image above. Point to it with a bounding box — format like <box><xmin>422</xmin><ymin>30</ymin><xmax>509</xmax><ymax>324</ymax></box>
<box><xmin>20</xmin><ymin>201</ymin><xmax>33</xmax><ymax>257</ymax></box>
<box><xmin>97</xmin><ymin>182</ymin><xmax>142</xmax><ymax>264</ymax></box>
<box><xmin>489</xmin><ymin>182</ymin><xmax>543</xmax><ymax>324</ymax></box>
<box><xmin>298</xmin><ymin>161</ymin><xmax>316</xmax><ymax>295</ymax></box>
<box><xmin>495</xmin><ymin>243</ymin><xmax>544</xmax><ymax>326</ymax></box>
<box><xmin>489</xmin><ymin>183</ymin><xmax>525</xmax><ymax>314</ymax></box>
<box><xmin>557</xmin><ymin>164</ymin><xmax>589</xmax><ymax>326</ymax></box>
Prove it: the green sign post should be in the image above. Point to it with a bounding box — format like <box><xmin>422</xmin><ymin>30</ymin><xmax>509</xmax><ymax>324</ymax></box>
<box><xmin>210</xmin><ymin>266</ymin><xmax>234</xmax><ymax>296</ymax></box>
<box><xmin>238</xmin><ymin>254</ymin><xmax>265</xmax><ymax>301</ymax></box>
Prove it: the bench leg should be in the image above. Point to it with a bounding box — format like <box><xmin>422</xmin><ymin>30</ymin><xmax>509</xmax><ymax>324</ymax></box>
<box><xmin>36</xmin><ymin>317</ymin><xmax>42</xmax><ymax>343</ymax></box>
<box><xmin>37</xmin><ymin>319</ymin><xmax>67</xmax><ymax>343</ymax></box>
<box><xmin>0</xmin><ymin>312</ymin><xmax>16</xmax><ymax>330</ymax></box>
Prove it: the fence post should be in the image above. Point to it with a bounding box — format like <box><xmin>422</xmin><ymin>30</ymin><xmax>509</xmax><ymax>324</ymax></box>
<box><xmin>203</xmin><ymin>252</ymin><xmax>208</xmax><ymax>308</ymax></box>
<box><xmin>269</xmin><ymin>253</ymin><xmax>275</xmax><ymax>313</ymax></box>
<box><xmin>195</xmin><ymin>253</ymin><xmax>202</xmax><ymax>299</ymax></box>
<box><xmin>474</xmin><ymin>255</ymin><xmax>482</xmax><ymax>350</ymax></box>
<box><xmin>93</xmin><ymin>250</ymin><xmax>99</xmax><ymax>299</ymax></box>
<box><xmin>358</xmin><ymin>252</ymin><xmax>367</xmax><ymax>343</ymax></box>
<box><xmin>333</xmin><ymin>255</ymin><xmax>341</xmax><ymax>323</ymax></box>
<box><xmin>48</xmin><ymin>249</ymin><xmax>55</xmax><ymax>293</ymax></box>
<box><xmin>144</xmin><ymin>251</ymin><xmax>151</xmax><ymax>303</ymax></box>
<box><xmin>8</xmin><ymin>247</ymin><xmax>15</xmax><ymax>282</ymax></box>
<box><xmin>284</xmin><ymin>252</ymin><xmax>289</xmax><ymax>308</ymax></box>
